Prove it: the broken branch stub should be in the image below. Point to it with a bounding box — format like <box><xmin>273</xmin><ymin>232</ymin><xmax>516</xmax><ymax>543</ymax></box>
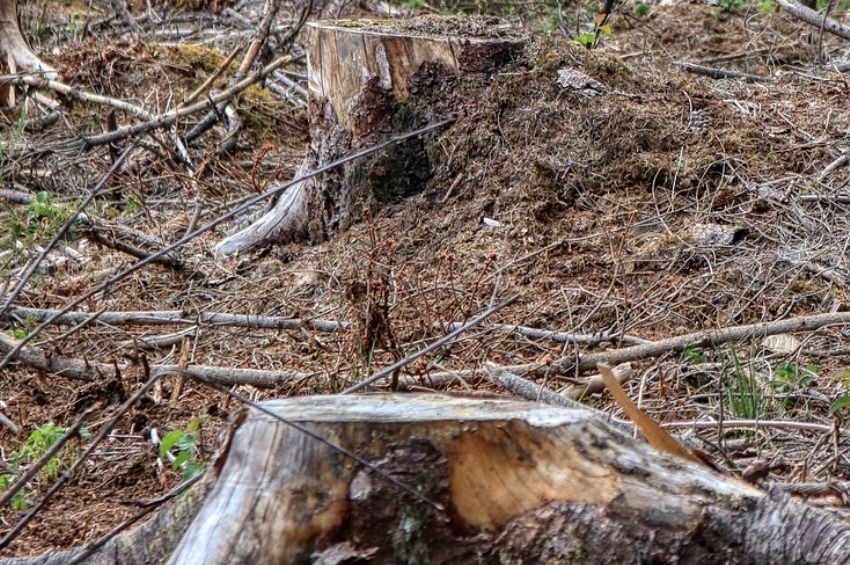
<box><xmin>215</xmin><ymin>18</ymin><xmax>524</xmax><ymax>257</ymax></box>
<box><xmin>0</xmin><ymin>0</ymin><xmax>57</xmax><ymax>78</ymax></box>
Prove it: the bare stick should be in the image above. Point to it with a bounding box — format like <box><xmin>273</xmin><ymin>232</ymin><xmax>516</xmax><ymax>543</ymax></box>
<box><xmin>662</xmin><ymin>419</ymin><xmax>833</xmax><ymax>433</ymax></box>
<box><xmin>64</xmin><ymin>54</ymin><xmax>297</xmax><ymax>149</ymax></box>
<box><xmin>676</xmin><ymin>61</ymin><xmax>771</xmax><ymax>82</ymax></box>
<box><xmin>340</xmin><ymin>296</ymin><xmax>518</xmax><ymax>394</ymax></box>
<box><xmin>0</xmin><ymin>372</ymin><xmax>162</xmax><ymax>550</ymax></box>
<box><xmin>0</xmin><ymin>74</ymin><xmax>152</xmax><ymax>118</ymax></box>
<box><xmin>0</xmin><ymin>143</ymin><xmax>137</xmax><ymax>321</ymax></box>
<box><xmin>484</xmin><ymin>362</ymin><xmax>633</xmax><ymax>432</ymax></box>
<box><xmin>776</xmin><ymin>0</ymin><xmax>850</xmax><ymax>40</ymax></box>
<box><xmin>484</xmin><ymin>362</ymin><xmax>590</xmax><ymax>411</ymax></box>
<box><xmin>396</xmin><ymin>363</ymin><xmax>634</xmax><ymax>396</ymax></box>
<box><xmin>546</xmin><ymin>310</ymin><xmax>850</xmax><ymax>375</ymax></box>
<box><xmin>3</xmin><ymin>305</ymin><xmax>348</xmax><ymax>332</ymax></box>
<box><xmin>0</xmin><ymin>119</ymin><xmax>452</xmax><ymax>375</ymax></box>
<box><xmin>442</xmin><ymin>322</ymin><xmax>649</xmax><ymax>346</ymax></box>
<box><xmin>0</xmin><ymin>332</ymin><xmax>310</xmax><ymax>387</ymax></box>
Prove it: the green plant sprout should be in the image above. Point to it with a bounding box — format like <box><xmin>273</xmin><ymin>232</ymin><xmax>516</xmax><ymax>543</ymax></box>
<box><xmin>0</xmin><ymin>423</ymin><xmax>74</xmax><ymax>511</ymax></box>
<box><xmin>159</xmin><ymin>419</ymin><xmax>206</xmax><ymax>482</ymax></box>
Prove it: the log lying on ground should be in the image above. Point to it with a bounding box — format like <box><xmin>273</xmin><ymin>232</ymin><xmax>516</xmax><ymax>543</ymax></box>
<box><xmin>215</xmin><ymin>18</ymin><xmax>523</xmax><ymax>256</ymax></box>
<box><xmin>7</xmin><ymin>394</ymin><xmax>850</xmax><ymax>563</ymax></box>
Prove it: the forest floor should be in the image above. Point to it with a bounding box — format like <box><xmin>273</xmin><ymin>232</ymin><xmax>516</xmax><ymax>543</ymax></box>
<box><xmin>2</xmin><ymin>0</ymin><xmax>850</xmax><ymax>556</ymax></box>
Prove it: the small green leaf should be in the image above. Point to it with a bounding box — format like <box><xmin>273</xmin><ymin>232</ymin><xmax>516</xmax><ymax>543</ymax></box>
<box><xmin>830</xmin><ymin>395</ymin><xmax>850</xmax><ymax>415</ymax></box>
<box><xmin>682</xmin><ymin>347</ymin><xmax>707</xmax><ymax>364</ymax></box>
<box><xmin>576</xmin><ymin>33</ymin><xmax>596</xmax><ymax>46</ymax></box>
<box><xmin>159</xmin><ymin>430</ymin><xmax>184</xmax><ymax>458</ymax></box>
<box><xmin>182</xmin><ymin>462</ymin><xmax>205</xmax><ymax>482</ymax></box>
<box><xmin>172</xmin><ymin>451</ymin><xmax>189</xmax><ymax>471</ymax></box>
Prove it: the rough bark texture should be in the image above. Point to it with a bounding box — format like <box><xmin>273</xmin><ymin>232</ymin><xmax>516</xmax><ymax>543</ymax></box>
<box><xmin>8</xmin><ymin>394</ymin><xmax>850</xmax><ymax>564</ymax></box>
<box><xmin>215</xmin><ymin>19</ymin><xmax>523</xmax><ymax>256</ymax></box>
<box><xmin>0</xmin><ymin>0</ymin><xmax>56</xmax><ymax>77</ymax></box>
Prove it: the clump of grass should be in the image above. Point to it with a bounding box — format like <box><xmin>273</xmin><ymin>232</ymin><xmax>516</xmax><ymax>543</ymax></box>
<box><xmin>723</xmin><ymin>351</ymin><xmax>764</xmax><ymax>420</ymax></box>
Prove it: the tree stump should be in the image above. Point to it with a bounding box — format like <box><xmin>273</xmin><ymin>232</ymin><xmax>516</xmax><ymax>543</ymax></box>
<box><xmin>0</xmin><ymin>0</ymin><xmax>56</xmax><ymax>77</ymax></box>
<box><xmin>215</xmin><ymin>18</ymin><xmax>524</xmax><ymax>256</ymax></box>
<box><xmin>11</xmin><ymin>394</ymin><xmax>850</xmax><ymax>564</ymax></box>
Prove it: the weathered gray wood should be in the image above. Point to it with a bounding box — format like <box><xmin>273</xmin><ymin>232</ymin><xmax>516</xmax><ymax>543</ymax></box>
<box><xmin>0</xmin><ymin>0</ymin><xmax>56</xmax><ymax>78</ymax></box>
<box><xmin>6</xmin><ymin>394</ymin><xmax>850</xmax><ymax>563</ymax></box>
<box><xmin>170</xmin><ymin>394</ymin><xmax>850</xmax><ymax>563</ymax></box>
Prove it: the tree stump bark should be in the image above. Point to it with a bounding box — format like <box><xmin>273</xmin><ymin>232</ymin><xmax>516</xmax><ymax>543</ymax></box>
<box><xmin>0</xmin><ymin>0</ymin><xmax>56</xmax><ymax>78</ymax></box>
<box><xmin>167</xmin><ymin>395</ymin><xmax>850</xmax><ymax>564</ymax></box>
<box><xmin>215</xmin><ymin>19</ymin><xmax>524</xmax><ymax>256</ymax></box>
<box><xmin>10</xmin><ymin>394</ymin><xmax>850</xmax><ymax>564</ymax></box>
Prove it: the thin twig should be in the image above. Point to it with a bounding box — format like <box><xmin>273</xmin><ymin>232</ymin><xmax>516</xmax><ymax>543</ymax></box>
<box><xmin>0</xmin><ymin>143</ymin><xmax>137</xmax><ymax>321</ymax></box>
<box><xmin>0</xmin><ymin>372</ymin><xmax>162</xmax><ymax>550</ymax></box>
<box><xmin>0</xmin><ymin>406</ymin><xmax>97</xmax><ymax>510</ymax></box>
<box><xmin>340</xmin><ymin>295</ymin><xmax>519</xmax><ymax>394</ymax></box>
<box><xmin>0</xmin><ymin>119</ymin><xmax>453</xmax><ymax>375</ymax></box>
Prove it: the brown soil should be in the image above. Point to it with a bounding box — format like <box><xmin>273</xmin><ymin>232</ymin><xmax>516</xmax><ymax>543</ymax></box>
<box><xmin>3</xmin><ymin>0</ymin><xmax>850</xmax><ymax>557</ymax></box>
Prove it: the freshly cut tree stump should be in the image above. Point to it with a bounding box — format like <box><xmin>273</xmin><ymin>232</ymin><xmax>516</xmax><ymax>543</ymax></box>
<box><xmin>215</xmin><ymin>18</ymin><xmax>524</xmax><ymax>256</ymax></box>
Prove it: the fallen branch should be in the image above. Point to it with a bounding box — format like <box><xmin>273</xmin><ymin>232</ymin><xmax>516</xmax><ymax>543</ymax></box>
<box><xmin>82</xmin><ymin>227</ymin><xmax>184</xmax><ymax>270</ymax></box>
<box><xmin>442</xmin><ymin>322</ymin><xmax>649</xmax><ymax>346</ymax></box>
<box><xmin>397</xmin><ymin>362</ymin><xmax>634</xmax><ymax>398</ymax></box>
<box><xmin>0</xmin><ymin>332</ymin><xmax>310</xmax><ymax>387</ymax></box>
<box><xmin>776</xmin><ymin>0</ymin><xmax>850</xmax><ymax>40</ymax></box>
<box><xmin>662</xmin><ymin>419</ymin><xmax>833</xmax><ymax>433</ymax></box>
<box><xmin>544</xmin><ymin>310</ymin><xmax>850</xmax><ymax>375</ymax></box>
<box><xmin>3</xmin><ymin>305</ymin><xmax>348</xmax><ymax>332</ymax></box>
<box><xmin>61</xmin><ymin>54</ymin><xmax>297</xmax><ymax>149</ymax></box>
<box><xmin>676</xmin><ymin>61</ymin><xmax>771</xmax><ymax>82</ymax></box>
<box><xmin>0</xmin><ymin>73</ymin><xmax>152</xmax><ymax>118</ymax></box>
<box><xmin>484</xmin><ymin>361</ymin><xmax>633</xmax><ymax>432</ymax></box>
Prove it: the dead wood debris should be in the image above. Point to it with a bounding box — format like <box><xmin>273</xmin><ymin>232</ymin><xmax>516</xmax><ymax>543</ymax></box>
<box><xmin>4</xmin><ymin>1</ymin><xmax>850</xmax><ymax>557</ymax></box>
